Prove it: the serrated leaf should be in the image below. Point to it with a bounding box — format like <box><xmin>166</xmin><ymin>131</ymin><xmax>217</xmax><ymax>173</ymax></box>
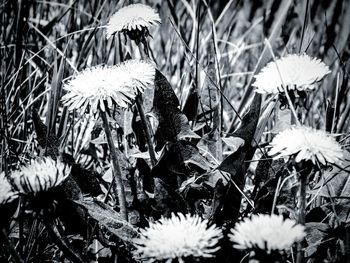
<box><xmin>75</xmin><ymin>199</ymin><xmax>137</xmax><ymax>243</ymax></box>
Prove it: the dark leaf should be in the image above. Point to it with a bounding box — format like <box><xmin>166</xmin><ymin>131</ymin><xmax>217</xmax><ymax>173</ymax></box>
<box><xmin>230</xmin><ymin>93</ymin><xmax>261</xmax><ymax>145</ymax></box>
<box><xmin>60</xmin><ymin>177</ymin><xmax>83</xmax><ymax>201</ymax></box>
<box><xmin>182</xmin><ymin>88</ymin><xmax>199</xmax><ymax>121</ymax></box>
<box><xmin>213</xmin><ymin>94</ymin><xmax>261</xmax><ymax>225</ymax></box>
<box><xmin>155</xmin><ymin>107</ymin><xmax>200</xmax><ymax>145</ymax></box>
<box><xmin>62</xmin><ymin>153</ymin><xmax>103</xmax><ymax>197</ymax></box>
<box><xmin>199</xmin><ymin>41</ymin><xmax>220</xmax><ymax>124</ymax></box>
<box><xmin>75</xmin><ymin>199</ymin><xmax>137</xmax><ymax>244</ymax></box>
<box><xmin>151</xmin><ymin>140</ymin><xmax>210</xmax><ymax>187</ymax></box>
<box><xmin>153</xmin><ymin>178</ymin><xmax>190</xmax><ymax>218</ymax></box>
<box><xmin>153</xmin><ymin>69</ymin><xmax>179</xmax><ymax>110</ymax></box>
<box><xmin>326</xmin><ymin>100</ymin><xmax>335</xmax><ymax>133</ymax></box>
<box><xmin>197</xmin><ymin>131</ymin><xmax>223</xmax><ymax>164</ymax></box>
<box><xmin>32</xmin><ymin>108</ymin><xmax>60</xmax><ymax>159</ymax></box>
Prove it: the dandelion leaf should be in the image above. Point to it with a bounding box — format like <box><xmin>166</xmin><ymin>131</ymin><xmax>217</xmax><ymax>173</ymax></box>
<box><xmin>305</xmin><ymin>223</ymin><xmax>330</xmax><ymax>257</ymax></box>
<box><xmin>212</xmin><ymin>94</ymin><xmax>260</xmax><ymax>225</ymax></box>
<box><xmin>154</xmin><ymin>69</ymin><xmax>179</xmax><ymax>109</ymax></box>
<box><xmin>153</xmin><ymin>178</ymin><xmax>190</xmax><ymax>218</ymax></box>
<box><xmin>75</xmin><ymin>199</ymin><xmax>137</xmax><ymax>243</ymax></box>
<box><xmin>182</xmin><ymin>85</ymin><xmax>199</xmax><ymax>121</ymax></box>
<box><xmin>32</xmin><ymin>108</ymin><xmax>60</xmax><ymax>159</ymax></box>
<box><xmin>151</xmin><ymin>140</ymin><xmax>210</xmax><ymax>187</ymax></box>
<box><xmin>312</xmin><ymin>151</ymin><xmax>350</xmax><ymax>200</ymax></box>
<box><xmin>62</xmin><ymin>153</ymin><xmax>103</xmax><ymax>197</ymax></box>
<box><xmin>199</xmin><ymin>41</ymin><xmax>219</xmax><ymax>119</ymax></box>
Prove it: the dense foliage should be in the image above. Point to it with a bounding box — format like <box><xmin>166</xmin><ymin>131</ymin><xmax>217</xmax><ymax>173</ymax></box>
<box><xmin>1</xmin><ymin>0</ymin><xmax>350</xmax><ymax>262</ymax></box>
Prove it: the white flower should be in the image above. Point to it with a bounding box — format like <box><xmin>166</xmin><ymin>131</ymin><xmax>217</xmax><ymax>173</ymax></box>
<box><xmin>10</xmin><ymin>157</ymin><xmax>71</xmax><ymax>194</ymax></box>
<box><xmin>106</xmin><ymin>4</ymin><xmax>161</xmax><ymax>39</ymax></box>
<box><xmin>133</xmin><ymin>213</ymin><xmax>222</xmax><ymax>262</ymax></box>
<box><xmin>269</xmin><ymin>126</ymin><xmax>344</xmax><ymax>165</ymax></box>
<box><xmin>0</xmin><ymin>172</ymin><xmax>18</xmax><ymax>204</ymax></box>
<box><xmin>253</xmin><ymin>54</ymin><xmax>330</xmax><ymax>94</ymax></box>
<box><xmin>61</xmin><ymin>60</ymin><xmax>155</xmax><ymax>114</ymax></box>
<box><xmin>229</xmin><ymin>214</ymin><xmax>305</xmax><ymax>253</ymax></box>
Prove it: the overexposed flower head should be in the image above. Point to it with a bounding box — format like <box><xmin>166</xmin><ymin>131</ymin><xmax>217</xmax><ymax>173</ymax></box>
<box><xmin>10</xmin><ymin>157</ymin><xmax>71</xmax><ymax>194</ymax></box>
<box><xmin>61</xmin><ymin>60</ymin><xmax>155</xmax><ymax>114</ymax></box>
<box><xmin>133</xmin><ymin>213</ymin><xmax>222</xmax><ymax>262</ymax></box>
<box><xmin>253</xmin><ymin>54</ymin><xmax>330</xmax><ymax>94</ymax></box>
<box><xmin>106</xmin><ymin>4</ymin><xmax>161</xmax><ymax>39</ymax></box>
<box><xmin>269</xmin><ymin>126</ymin><xmax>344</xmax><ymax>165</ymax></box>
<box><xmin>229</xmin><ymin>214</ymin><xmax>305</xmax><ymax>253</ymax></box>
<box><xmin>0</xmin><ymin>172</ymin><xmax>18</xmax><ymax>205</ymax></box>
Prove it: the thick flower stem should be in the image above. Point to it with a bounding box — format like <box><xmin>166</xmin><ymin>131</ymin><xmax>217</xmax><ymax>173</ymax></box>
<box><xmin>296</xmin><ymin>174</ymin><xmax>307</xmax><ymax>263</ymax></box>
<box><xmin>135</xmin><ymin>96</ymin><xmax>157</xmax><ymax>167</ymax></box>
<box><xmin>100</xmin><ymin>111</ymin><xmax>128</xmax><ymax>221</ymax></box>
<box><xmin>134</xmin><ymin>39</ymin><xmax>156</xmax><ymax>167</ymax></box>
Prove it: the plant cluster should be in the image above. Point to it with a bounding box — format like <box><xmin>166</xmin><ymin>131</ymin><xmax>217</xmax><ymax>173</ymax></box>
<box><xmin>1</xmin><ymin>1</ymin><xmax>350</xmax><ymax>263</ymax></box>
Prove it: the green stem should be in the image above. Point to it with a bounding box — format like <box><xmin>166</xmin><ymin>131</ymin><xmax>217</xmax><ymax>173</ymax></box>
<box><xmin>100</xmin><ymin>110</ymin><xmax>128</xmax><ymax>221</ymax></box>
<box><xmin>135</xmin><ymin>96</ymin><xmax>157</xmax><ymax>167</ymax></box>
<box><xmin>135</xmin><ymin>38</ymin><xmax>156</xmax><ymax>167</ymax></box>
<box><xmin>296</xmin><ymin>174</ymin><xmax>307</xmax><ymax>263</ymax></box>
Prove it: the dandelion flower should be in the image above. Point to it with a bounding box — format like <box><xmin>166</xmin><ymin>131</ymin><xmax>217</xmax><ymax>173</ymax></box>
<box><xmin>269</xmin><ymin>126</ymin><xmax>344</xmax><ymax>165</ymax></box>
<box><xmin>10</xmin><ymin>157</ymin><xmax>71</xmax><ymax>194</ymax></box>
<box><xmin>61</xmin><ymin>60</ymin><xmax>155</xmax><ymax>114</ymax></box>
<box><xmin>106</xmin><ymin>4</ymin><xmax>161</xmax><ymax>41</ymax></box>
<box><xmin>229</xmin><ymin>214</ymin><xmax>305</xmax><ymax>253</ymax></box>
<box><xmin>0</xmin><ymin>172</ymin><xmax>18</xmax><ymax>205</ymax></box>
<box><xmin>253</xmin><ymin>54</ymin><xmax>330</xmax><ymax>94</ymax></box>
<box><xmin>133</xmin><ymin>213</ymin><xmax>222</xmax><ymax>262</ymax></box>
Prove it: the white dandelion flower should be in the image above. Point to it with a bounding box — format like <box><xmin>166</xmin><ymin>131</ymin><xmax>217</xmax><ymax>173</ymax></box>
<box><xmin>253</xmin><ymin>54</ymin><xmax>330</xmax><ymax>94</ymax></box>
<box><xmin>269</xmin><ymin>126</ymin><xmax>344</xmax><ymax>165</ymax></box>
<box><xmin>229</xmin><ymin>214</ymin><xmax>305</xmax><ymax>253</ymax></box>
<box><xmin>61</xmin><ymin>60</ymin><xmax>155</xmax><ymax>114</ymax></box>
<box><xmin>106</xmin><ymin>4</ymin><xmax>161</xmax><ymax>39</ymax></box>
<box><xmin>0</xmin><ymin>172</ymin><xmax>18</xmax><ymax>205</ymax></box>
<box><xmin>10</xmin><ymin>157</ymin><xmax>71</xmax><ymax>194</ymax></box>
<box><xmin>133</xmin><ymin>213</ymin><xmax>222</xmax><ymax>262</ymax></box>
